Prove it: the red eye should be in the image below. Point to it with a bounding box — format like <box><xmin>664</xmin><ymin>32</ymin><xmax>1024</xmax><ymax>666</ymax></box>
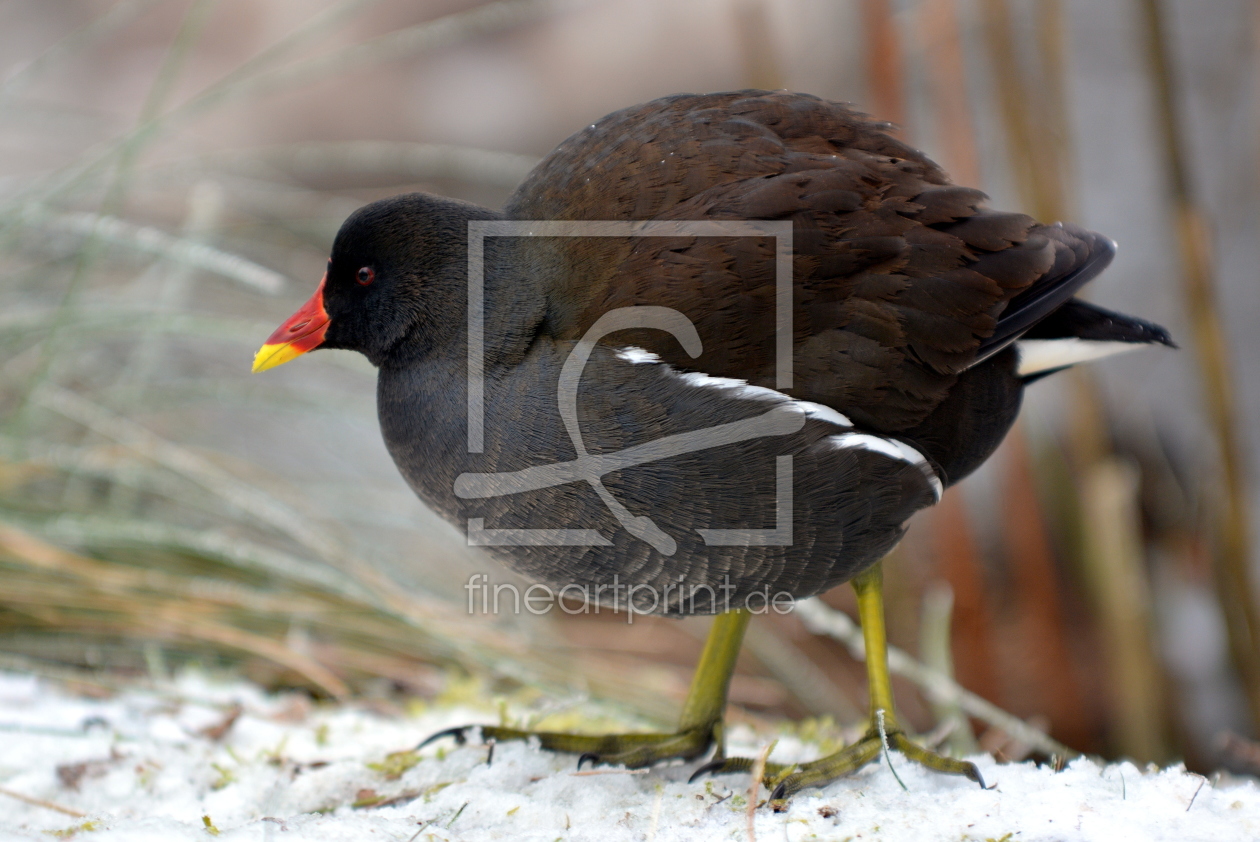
<box><xmin>356</xmin><ymin>266</ymin><xmax>375</xmax><ymax>286</ymax></box>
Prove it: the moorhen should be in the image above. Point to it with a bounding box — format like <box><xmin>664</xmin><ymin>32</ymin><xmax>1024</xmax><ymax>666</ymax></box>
<box><xmin>254</xmin><ymin>90</ymin><xmax>1172</xmax><ymax>798</ymax></box>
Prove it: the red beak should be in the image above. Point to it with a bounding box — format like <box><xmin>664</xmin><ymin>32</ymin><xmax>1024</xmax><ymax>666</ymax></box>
<box><xmin>252</xmin><ymin>276</ymin><xmax>330</xmax><ymax>372</ymax></box>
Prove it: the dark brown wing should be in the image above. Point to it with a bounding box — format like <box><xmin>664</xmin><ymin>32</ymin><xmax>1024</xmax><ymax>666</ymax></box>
<box><xmin>504</xmin><ymin>89</ymin><xmax>1092</xmax><ymax>432</ymax></box>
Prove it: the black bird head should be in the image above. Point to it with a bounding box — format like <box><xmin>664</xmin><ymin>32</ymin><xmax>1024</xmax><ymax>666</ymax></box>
<box><xmin>253</xmin><ymin>193</ymin><xmax>492</xmax><ymax>371</ymax></box>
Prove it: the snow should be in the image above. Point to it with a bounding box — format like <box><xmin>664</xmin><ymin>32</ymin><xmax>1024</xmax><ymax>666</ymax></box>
<box><xmin>0</xmin><ymin>671</ymin><xmax>1256</xmax><ymax>841</ymax></box>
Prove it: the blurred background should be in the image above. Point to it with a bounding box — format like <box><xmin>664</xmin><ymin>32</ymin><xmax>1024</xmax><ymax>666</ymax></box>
<box><xmin>0</xmin><ymin>0</ymin><xmax>1256</xmax><ymax>776</ymax></box>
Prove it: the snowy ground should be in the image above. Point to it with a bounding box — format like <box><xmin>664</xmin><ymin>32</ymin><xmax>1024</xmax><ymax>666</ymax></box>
<box><xmin>0</xmin><ymin>671</ymin><xmax>1256</xmax><ymax>841</ymax></box>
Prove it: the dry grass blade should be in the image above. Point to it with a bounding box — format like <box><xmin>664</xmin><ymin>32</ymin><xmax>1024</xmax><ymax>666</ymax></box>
<box><xmin>748</xmin><ymin>738</ymin><xmax>775</xmax><ymax>837</ymax></box>
<box><xmin>1034</xmin><ymin>0</ymin><xmax>1075</xmax><ymax>205</ymax></box>
<box><xmin>235</xmin><ymin>0</ymin><xmax>580</xmax><ymax>103</ymax></box>
<box><xmin>33</xmin><ymin>386</ymin><xmax>371</xmax><ymax>589</ymax></box>
<box><xmin>10</xmin><ymin>0</ymin><xmax>219</xmax><ymax>424</ymax></box>
<box><xmin>0</xmin><ymin>785</ymin><xmax>86</xmax><ymax>819</ymax></box>
<box><xmin>0</xmin><ymin>443</ymin><xmax>687</xmax><ymax>720</ymax></box>
<box><xmin>34</xmin><ymin>516</ymin><xmax>365</xmax><ymax>600</ymax></box>
<box><xmin>17</xmin><ymin>208</ymin><xmax>286</xmax><ymax>294</ymax></box>
<box><xmin>977</xmin><ymin>0</ymin><xmax>1156</xmax><ymax>760</ymax></box>
<box><xmin>0</xmin><ymin>0</ymin><xmax>162</xmax><ymax>103</ymax></box>
<box><xmin>201</xmin><ymin>142</ymin><xmax>539</xmax><ymax>190</ymax></box>
<box><xmin>0</xmin><ymin>0</ymin><xmax>552</xmax><ymax>217</ymax></box>
<box><xmin>24</xmin><ymin>389</ymin><xmax>574</xmax><ymax>670</ymax></box>
<box><xmin>0</xmin><ymin>523</ymin><xmax>349</xmax><ymax>698</ymax></box>
<box><xmin>0</xmin><ymin>500</ymin><xmax>563</xmax><ymax>703</ymax></box>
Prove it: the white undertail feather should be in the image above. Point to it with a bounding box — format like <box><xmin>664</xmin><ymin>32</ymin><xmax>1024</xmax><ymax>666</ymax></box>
<box><xmin>1015</xmin><ymin>338</ymin><xmax>1143</xmax><ymax>377</ymax></box>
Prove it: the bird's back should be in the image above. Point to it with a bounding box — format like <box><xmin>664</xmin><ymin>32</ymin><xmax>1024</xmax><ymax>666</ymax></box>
<box><xmin>504</xmin><ymin>90</ymin><xmax>1110</xmax><ymax>456</ymax></box>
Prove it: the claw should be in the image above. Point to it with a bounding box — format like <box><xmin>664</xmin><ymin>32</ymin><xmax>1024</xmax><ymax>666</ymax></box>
<box><xmin>770</xmin><ymin>781</ymin><xmax>788</xmax><ymax>800</ymax></box>
<box><xmin>576</xmin><ymin>752</ymin><xmax>599</xmax><ymax>770</ymax></box>
<box><xmin>416</xmin><ymin>725</ymin><xmax>475</xmax><ymax>751</ymax></box>
<box><xmin>688</xmin><ymin>757</ymin><xmax>749</xmax><ymax>783</ymax></box>
<box><xmin>687</xmin><ymin>760</ymin><xmax>723</xmax><ymax>783</ymax></box>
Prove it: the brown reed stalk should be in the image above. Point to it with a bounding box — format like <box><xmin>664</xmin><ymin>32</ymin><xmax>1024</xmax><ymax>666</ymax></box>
<box><xmin>1034</xmin><ymin>0</ymin><xmax>1076</xmax><ymax>203</ymax></box>
<box><xmin>977</xmin><ymin>0</ymin><xmax>1066</xmax><ymax>222</ymax></box>
<box><xmin>1138</xmin><ymin>0</ymin><xmax>1260</xmax><ymax>729</ymax></box>
<box><xmin>1077</xmin><ymin>459</ymin><xmax>1169</xmax><ymax>761</ymax></box>
<box><xmin>917</xmin><ymin>0</ymin><xmax>980</xmax><ymax>185</ymax></box>
<box><xmin>928</xmin><ymin>493</ymin><xmax>994</xmax><ymax>745</ymax></box>
<box><xmin>862</xmin><ymin>0</ymin><xmax>906</xmax><ymax>130</ymax></box>
<box><xmin>1002</xmin><ymin>424</ymin><xmax>1093</xmax><ymax>752</ymax></box>
<box><xmin>733</xmin><ymin>0</ymin><xmax>784</xmax><ymax>91</ymax></box>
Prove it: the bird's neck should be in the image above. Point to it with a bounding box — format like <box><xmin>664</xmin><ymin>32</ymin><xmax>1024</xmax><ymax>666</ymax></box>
<box><xmin>382</xmin><ymin>232</ymin><xmax>548</xmax><ymax>372</ymax></box>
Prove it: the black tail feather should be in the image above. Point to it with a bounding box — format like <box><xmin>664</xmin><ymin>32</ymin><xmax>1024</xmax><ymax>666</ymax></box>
<box><xmin>1021</xmin><ymin>298</ymin><xmax>1176</xmax><ymax>347</ymax></box>
<box><xmin>969</xmin><ymin>223</ymin><xmax>1117</xmax><ymax>367</ymax></box>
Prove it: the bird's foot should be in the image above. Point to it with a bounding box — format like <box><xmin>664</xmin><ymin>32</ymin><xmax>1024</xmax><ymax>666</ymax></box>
<box><xmin>417</xmin><ymin>722</ymin><xmax>721</xmax><ymax>769</ymax></box>
<box><xmin>691</xmin><ymin>721</ymin><xmax>983</xmax><ymax>801</ymax></box>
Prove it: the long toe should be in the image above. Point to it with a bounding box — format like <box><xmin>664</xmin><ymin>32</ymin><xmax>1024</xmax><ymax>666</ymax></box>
<box><xmin>687</xmin><ymin>756</ymin><xmax>795</xmax><ymax>785</ymax></box>
<box><xmin>415</xmin><ymin>723</ymin><xmax>720</xmax><ymax>770</ymax></box>
<box><xmin>415</xmin><ymin>725</ymin><xmax>474</xmax><ymax>750</ymax></box>
<box><xmin>763</xmin><ymin>731</ymin><xmax>987</xmax><ymax>801</ymax></box>
<box><xmin>586</xmin><ymin>730</ymin><xmax>715</xmax><ymax>769</ymax></box>
<box><xmin>765</xmin><ymin>736</ymin><xmax>884</xmax><ymax>799</ymax></box>
<box><xmin>888</xmin><ymin>731</ymin><xmax>986</xmax><ymax>787</ymax></box>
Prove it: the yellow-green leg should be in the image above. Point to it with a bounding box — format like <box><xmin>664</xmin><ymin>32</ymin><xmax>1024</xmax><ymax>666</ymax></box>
<box><xmin>418</xmin><ymin>609</ymin><xmax>751</xmax><ymax>768</ymax></box>
<box><xmin>693</xmin><ymin>562</ymin><xmax>984</xmax><ymax>799</ymax></box>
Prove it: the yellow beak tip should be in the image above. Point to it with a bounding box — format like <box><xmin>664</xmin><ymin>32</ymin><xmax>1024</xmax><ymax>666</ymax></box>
<box><xmin>252</xmin><ymin>342</ymin><xmax>300</xmax><ymax>373</ymax></box>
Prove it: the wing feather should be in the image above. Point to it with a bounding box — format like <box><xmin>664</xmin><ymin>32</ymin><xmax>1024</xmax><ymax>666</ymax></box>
<box><xmin>505</xmin><ymin>90</ymin><xmax>1110</xmax><ymax>431</ymax></box>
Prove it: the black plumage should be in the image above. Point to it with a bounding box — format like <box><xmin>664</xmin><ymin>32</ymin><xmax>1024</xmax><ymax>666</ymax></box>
<box><xmin>274</xmin><ymin>90</ymin><xmax>1167</xmax><ymax>614</ymax></box>
<box><xmin>256</xmin><ymin>89</ymin><xmax>1174</xmax><ymax>794</ymax></box>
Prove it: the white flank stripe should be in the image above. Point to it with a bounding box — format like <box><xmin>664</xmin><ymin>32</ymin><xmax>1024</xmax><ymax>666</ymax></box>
<box><xmin>675</xmin><ymin>371</ymin><xmax>786</xmax><ymax>402</ymax></box>
<box><xmin>796</xmin><ymin>401</ymin><xmax>853</xmax><ymax>428</ymax></box>
<box><xmin>616</xmin><ymin>346</ymin><xmax>661</xmax><ymax>365</ymax></box>
<box><xmin>1016</xmin><ymin>338</ymin><xmax>1143</xmax><ymax>377</ymax></box>
<box><xmin>832</xmin><ymin>432</ymin><xmax>905</xmax><ymax>461</ymax></box>
<box><xmin>673</xmin><ymin>373</ymin><xmax>856</xmax><ymax>428</ymax></box>
<box><xmin>612</xmin><ymin>349</ymin><xmax>941</xmax><ymax>498</ymax></box>
<box><xmin>616</xmin><ymin>353</ymin><xmax>928</xmax><ymax>501</ymax></box>
<box><xmin>830</xmin><ymin>432</ymin><xmax>944</xmax><ymax>500</ymax></box>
